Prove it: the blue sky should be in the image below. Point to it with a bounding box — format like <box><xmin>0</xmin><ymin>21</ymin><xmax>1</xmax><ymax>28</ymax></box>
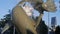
<box><xmin>0</xmin><ymin>0</ymin><xmax>60</xmax><ymax>26</ymax></box>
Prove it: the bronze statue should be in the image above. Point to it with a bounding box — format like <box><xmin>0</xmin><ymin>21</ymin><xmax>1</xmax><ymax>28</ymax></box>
<box><xmin>1</xmin><ymin>0</ymin><xmax>56</xmax><ymax>34</ymax></box>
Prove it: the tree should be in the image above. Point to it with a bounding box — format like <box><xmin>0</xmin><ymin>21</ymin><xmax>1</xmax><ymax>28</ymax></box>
<box><xmin>0</xmin><ymin>19</ymin><xmax>6</xmax><ymax>27</ymax></box>
<box><xmin>0</xmin><ymin>10</ymin><xmax>14</xmax><ymax>34</ymax></box>
<box><xmin>55</xmin><ymin>25</ymin><xmax>60</xmax><ymax>34</ymax></box>
<box><xmin>36</xmin><ymin>17</ymin><xmax>48</xmax><ymax>34</ymax></box>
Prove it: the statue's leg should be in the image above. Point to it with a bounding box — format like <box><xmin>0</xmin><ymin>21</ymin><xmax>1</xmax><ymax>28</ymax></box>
<box><xmin>27</xmin><ymin>26</ymin><xmax>37</xmax><ymax>34</ymax></box>
<box><xmin>29</xmin><ymin>28</ymin><xmax>37</xmax><ymax>34</ymax></box>
<box><xmin>20</xmin><ymin>28</ymin><xmax>27</xmax><ymax>34</ymax></box>
<box><xmin>15</xmin><ymin>25</ymin><xmax>27</xmax><ymax>34</ymax></box>
<box><xmin>35</xmin><ymin>14</ymin><xmax>44</xmax><ymax>28</ymax></box>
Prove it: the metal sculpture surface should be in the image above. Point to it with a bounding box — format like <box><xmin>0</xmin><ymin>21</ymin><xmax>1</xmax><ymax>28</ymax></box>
<box><xmin>1</xmin><ymin>0</ymin><xmax>56</xmax><ymax>34</ymax></box>
<box><xmin>12</xmin><ymin>2</ymin><xmax>37</xmax><ymax>34</ymax></box>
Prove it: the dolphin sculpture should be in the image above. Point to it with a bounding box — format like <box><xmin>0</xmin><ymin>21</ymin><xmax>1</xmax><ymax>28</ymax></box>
<box><xmin>12</xmin><ymin>0</ymin><xmax>56</xmax><ymax>34</ymax></box>
<box><xmin>1</xmin><ymin>0</ymin><xmax>56</xmax><ymax>34</ymax></box>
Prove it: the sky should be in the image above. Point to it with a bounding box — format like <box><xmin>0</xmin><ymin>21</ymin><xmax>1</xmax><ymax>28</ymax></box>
<box><xmin>0</xmin><ymin>0</ymin><xmax>60</xmax><ymax>26</ymax></box>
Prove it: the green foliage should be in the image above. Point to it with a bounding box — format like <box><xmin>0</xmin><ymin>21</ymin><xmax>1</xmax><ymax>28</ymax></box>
<box><xmin>0</xmin><ymin>19</ymin><xmax>6</xmax><ymax>27</ymax></box>
<box><xmin>36</xmin><ymin>19</ymin><xmax>48</xmax><ymax>34</ymax></box>
<box><xmin>4</xmin><ymin>14</ymin><xmax>11</xmax><ymax>21</ymax></box>
<box><xmin>55</xmin><ymin>25</ymin><xmax>60</xmax><ymax>34</ymax></box>
<box><xmin>0</xmin><ymin>10</ymin><xmax>14</xmax><ymax>34</ymax></box>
